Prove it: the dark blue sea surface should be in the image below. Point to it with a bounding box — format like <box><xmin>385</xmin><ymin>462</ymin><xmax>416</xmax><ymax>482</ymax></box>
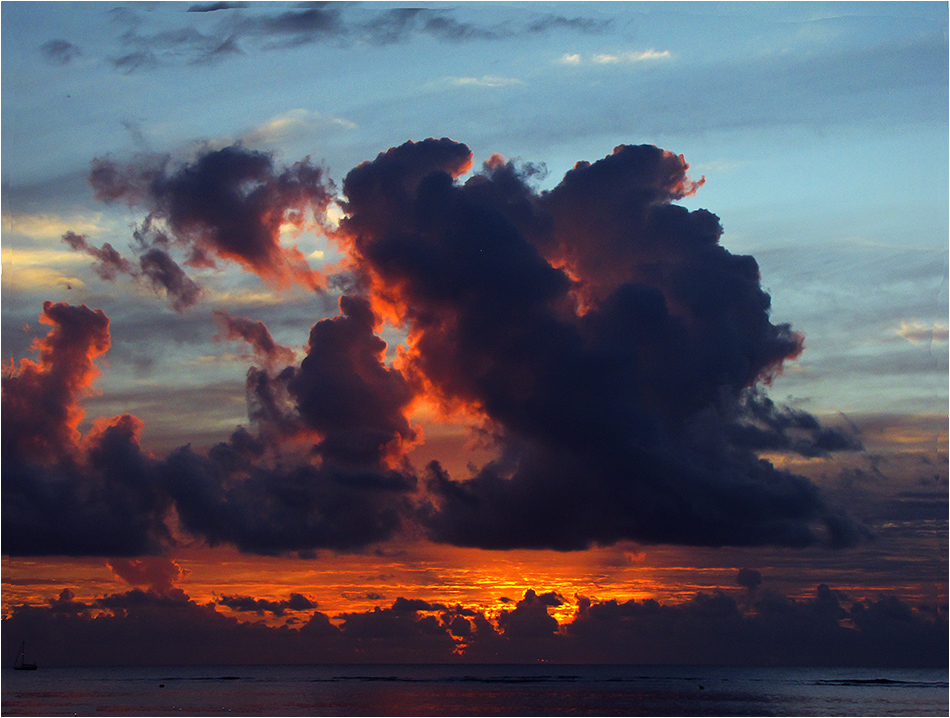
<box><xmin>3</xmin><ymin>664</ymin><xmax>947</xmax><ymax>716</ymax></box>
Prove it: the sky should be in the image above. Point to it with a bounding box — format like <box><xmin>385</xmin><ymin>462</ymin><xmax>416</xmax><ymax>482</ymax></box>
<box><xmin>1</xmin><ymin>1</ymin><xmax>947</xmax><ymax>667</ymax></box>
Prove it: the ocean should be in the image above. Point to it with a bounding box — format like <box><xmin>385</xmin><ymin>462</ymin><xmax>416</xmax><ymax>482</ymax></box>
<box><xmin>2</xmin><ymin>664</ymin><xmax>947</xmax><ymax>716</ymax></box>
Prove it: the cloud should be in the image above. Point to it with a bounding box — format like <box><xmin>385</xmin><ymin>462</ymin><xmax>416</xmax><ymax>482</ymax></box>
<box><xmin>6</xmin><ymin>139</ymin><xmax>870</xmax><ymax>558</ymax></box>
<box><xmin>240</xmin><ymin>109</ymin><xmax>356</xmax><ymax>148</ymax></box>
<box><xmin>2</xmin><ymin>412</ymin><xmax>171</xmax><ymax>557</ymax></box>
<box><xmin>895</xmin><ymin>319</ymin><xmax>949</xmax><ymax>344</ymax></box>
<box><xmin>88</xmin><ymin>146</ymin><xmax>333</xmax><ymax>292</ymax></box>
<box><xmin>139</xmin><ymin>248</ymin><xmax>203</xmax><ymax>311</ymax></box>
<box><xmin>158</xmin><ymin>439</ymin><xmax>415</xmax><ymax>555</ymax></box>
<box><xmin>726</xmin><ymin>388</ymin><xmax>863</xmax><ymax>458</ymax></box>
<box><xmin>62</xmin><ymin>231</ymin><xmax>135</xmax><ymax>281</ymax></box>
<box><xmin>1</xmin><ymin>301</ymin><xmax>112</xmax><ymax>461</ymax></box>
<box><xmin>156</xmin><ymin>298</ymin><xmax>421</xmax><ymax>554</ymax></box>
<box><xmin>442</xmin><ymin>76</ymin><xmax>524</xmax><ymax>89</ymax></box>
<box><xmin>82</xmin><ymin>4</ymin><xmax>613</xmax><ymax>72</ymax></box>
<box><xmin>60</xmin><ymin>230</ymin><xmax>202</xmax><ymax>313</ymax></box>
<box><xmin>287</xmin><ymin>295</ymin><xmax>418</xmax><ymax>466</ymax></box>
<box><xmin>559</xmin><ymin>50</ymin><xmax>672</xmax><ymax>66</ymax></box>
<box><xmin>187</xmin><ymin>2</ymin><xmax>248</xmax><ymax>12</ymax></box>
<box><xmin>108</xmin><ymin>557</ymin><xmax>184</xmax><ymax>594</ymax></box>
<box><xmin>592</xmin><ymin>49</ymin><xmax>672</xmax><ymax>64</ymax></box>
<box><xmin>216</xmin><ymin>592</ymin><xmax>316</xmax><ymax>616</ymax></box>
<box><xmin>40</xmin><ymin>39</ymin><xmax>82</xmax><ymax>65</ymax></box>
<box><xmin>213</xmin><ymin>309</ymin><xmax>296</xmax><ymax>367</ymax></box>
<box><xmin>736</xmin><ymin>568</ymin><xmax>763</xmax><ymax>592</ymax></box>
<box><xmin>3</xmin><ymin>583</ymin><xmax>945</xmax><ymax>667</ymax></box>
<box><xmin>4</xmin><ymin>294</ymin><xmax>418</xmax><ymax>557</ymax></box>
<box><xmin>337</xmin><ymin>139</ymin><xmax>864</xmax><ymax>550</ymax></box>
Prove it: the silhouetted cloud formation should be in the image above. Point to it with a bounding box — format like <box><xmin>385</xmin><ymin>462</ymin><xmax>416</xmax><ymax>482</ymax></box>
<box><xmin>216</xmin><ymin>592</ymin><xmax>315</xmax><ymax>616</ymax></box>
<box><xmin>89</xmin><ymin>146</ymin><xmax>331</xmax><ymax>291</ymax></box>
<box><xmin>8</xmin><ymin>139</ymin><xmax>868</xmax><ymax>557</ymax></box>
<box><xmin>338</xmin><ymin>139</ymin><xmax>864</xmax><ymax>550</ymax></box>
<box><xmin>2</xmin><ymin>584</ymin><xmax>945</xmax><ymax>667</ymax></box>
<box><xmin>1</xmin><ymin>305</ymin><xmax>165</xmax><ymax>556</ymax></box>
<box><xmin>2</xmin><ymin>301</ymin><xmax>111</xmax><ymax>461</ymax></box>
<box><xmin>62</xmin><ymin>231</ymin><xmax>135</xmax><ymax>280</ymax></box>
<box><xmin>61</xmin><ymin>231</ymin><xmax>201</xmax><ymax>312</ymax></box>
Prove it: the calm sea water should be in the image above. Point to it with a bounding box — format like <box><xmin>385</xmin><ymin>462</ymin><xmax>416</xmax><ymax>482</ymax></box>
<box><xmin>2</xmin><ymin>664</ymin><xmax>947</xmax><ymax>716</ymax></box>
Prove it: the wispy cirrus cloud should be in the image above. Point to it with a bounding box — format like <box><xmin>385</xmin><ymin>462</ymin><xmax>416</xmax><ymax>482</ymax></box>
<box><xmin>894</xmin><ymin>319</ymin><xmax>949</xmax><ymax>344</ymax></box>
<box><xmin>239</xmin><ymin>109</ymin><xmax>357</xmax><ymax>147</ymax></box>
<box><xmin>62</xmin><ymin>4</ymin><xmax>613</xmax><ymax>74</ymax></box>
<box><xmin>440</xmin><ymin>75</ymin><xmax>525</xmax><ymax>89</ymax></box>
<box><xmin>559</xmin><ymin>49</ymin><xmax>673</xmax><ymax>65</ymax></box>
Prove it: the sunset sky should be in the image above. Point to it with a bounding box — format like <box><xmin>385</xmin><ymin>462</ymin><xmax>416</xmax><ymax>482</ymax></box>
<box><xmin>1</xmin><ymin>1</ymin><xmax>947</xmax><ymax>666</ymax></box>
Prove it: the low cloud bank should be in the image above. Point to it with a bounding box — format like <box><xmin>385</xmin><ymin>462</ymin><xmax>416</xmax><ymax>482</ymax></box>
<box><xmin>2</xmin><ymin>582</ymin><xmax>945</xmax><ymax>667</ymax></box>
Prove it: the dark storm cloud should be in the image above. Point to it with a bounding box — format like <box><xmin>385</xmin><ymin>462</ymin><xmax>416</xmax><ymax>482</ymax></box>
<box><xmin>727</xmin><ymin>389</ymin><xmax>863</xmax><ymax>457</ymax></box>
<box><xmin>89</xmin><ymin>146</ymin><xmax>331</xmax><ymax>291</ymax></box>
<box><xmin>288</xmin><ymin>295</ymin><xmax>417</xmax><ymax>466</ymax></box>
<box><xmin>338</xmin><ymin>139</ymin><xmax>864</xmax><ymax>550</ymax></box>
<box><xmin>2</xmin><ymin>413</ymin><xmax>171</xmax><ymax>557</ymax></box>
<box><xmin>158</xmin><ymin>438</ymin><xmax>416</xmax><ymax>555</ymax></box>
<box><xmin>566</xmin><ymin>585</ymin><xmax>948</xmax><ymax>666</ymax></box>
<box><xmin>1</xmin><ymin>298</ymin><xmax>415</xmax><ymax>557</ymax></box>
<box><xmin>47</xmin><ymin>588</ymin><xmax>90</xmax><ymax>614</ymax></box>
<box><xmin>248</xmin><ymin>6</ymin><xmax>345</xmax><ymax>47</ymax></box>
<box><xmin>4</xmin><ymin>584</ymin><xmax>944</xmax><ymax>667</ymax></box>
<box><xmin>496</xmin><ymin>589</ymin><xmax>561</xmax><ymax>638</ymax></box>
<box><xmin>40</xmin><ymin>39</ymin><xmax>82</xmax><ymax>65</ymax></box>
<box><xmin>12</xmin><ymin>139</ymin><xmax>869</xmax><ymax>558</ymax></box>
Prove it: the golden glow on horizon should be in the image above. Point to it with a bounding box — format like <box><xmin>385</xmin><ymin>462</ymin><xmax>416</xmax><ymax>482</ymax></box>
<box><xmin>4</xmin><ymin>536</ymin><xmax>946</xmax><ymax>628</ymax></box>
<box><xmin>2</xmin><ymin>212</ymin><xmax>105</xmax><ymax>241</ymax></box>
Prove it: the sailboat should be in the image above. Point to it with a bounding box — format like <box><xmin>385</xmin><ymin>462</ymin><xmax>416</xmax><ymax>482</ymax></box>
<box><xmin>13</xmin><ymin>641</ymin><xmax>37</xmax><ymax>670</ymax></box>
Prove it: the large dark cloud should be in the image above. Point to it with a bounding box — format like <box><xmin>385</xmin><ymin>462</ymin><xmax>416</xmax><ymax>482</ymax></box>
<box><xmin>151</xmin><ymin>295</ymin><xmax>419</xmax><ymax>554</ymax></box>
<box><xmin>158</xmin><ymin>438</ymin><xmax>416</xmax><ymax>555</ymax></box>
<box><xmin>2</xmin><ymin>413</ymin><xmax>171</xmax><ymax>557</ymax></box>
<box><xmin>338</xmin><ymin>139</ymin><xmax>864</xmax><ymax>550</ymax></box>
<box><xmin>0</xmin><ymin>307</ymin><xmax>167</xmax><ymax>555</ymax></box>
<box><xmin>1</xmin><ymin>297</ymin><xmax>416</xmax><ymax>557</ymax></box>
<box><xmin>9</xmin><ymin>139</ymin><xmax>868</xmax><ymax>557</ymax></box>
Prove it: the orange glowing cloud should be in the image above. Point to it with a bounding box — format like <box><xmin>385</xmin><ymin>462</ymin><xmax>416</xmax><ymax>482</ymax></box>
<box><xmin>2</xmin><ymin>301</ymin><xmax>111</xmax><ymax>460</ymax></box>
